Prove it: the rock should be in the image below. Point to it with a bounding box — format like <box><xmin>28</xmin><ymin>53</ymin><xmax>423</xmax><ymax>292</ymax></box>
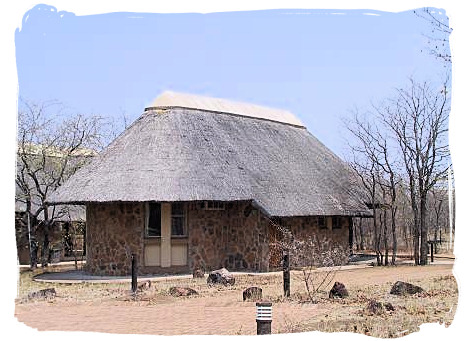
<box><xmin>243</xmin><ymin>287</ymin><xmax>263</xmax><ymax>301</ymax></box>
<box><xmin>207</xmin><ymin>268</ymin><xmax>236</xmax><ymax>286</ymax></box>
<box><xmin>28</xmin><ymin>288</ymin><xmax>56</xmax><ymax>300</ymax></box>
<box><xmin>329</xmin><ymin>281</ymin><xmax>348</xmax><ymax>298</ymax></box>
<box><xmin>193</xmin><ymin>268</ymin><xmax>205</xmax><ymax>278</ymax></box>
<box><xmin>390</xmin><ymin>281</ymin><xmax>424</xmax><ymax>295</ymax></box>
<box><xmin>169</xmin><ymin>286</ymin><xmax>199</xmax><ymax>297</ymax></box>
<box><xmin>137</xmin><ymin>280</ymin><xmax>151</xmax><ymax>292</ymax></box>
<box><xmin>384</xmin><ymin>302</ymin><xmax>395</xmax><ymax>311</ymax></box>
<box><xmin>366</xmin><ymin>299</ymin><xmax>384</xmax><ymax>315</ymax></box>
<box><xmin>365</xmin><ymin>299</ymin><xmax>395</xmax><ymax>315</ymax></box>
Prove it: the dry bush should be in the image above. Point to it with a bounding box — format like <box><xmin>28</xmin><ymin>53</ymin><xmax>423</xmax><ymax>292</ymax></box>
<box><xmin>287</xmin><ymin>235</ymin><xmax>349</xmax><ymax>303</ymax></box>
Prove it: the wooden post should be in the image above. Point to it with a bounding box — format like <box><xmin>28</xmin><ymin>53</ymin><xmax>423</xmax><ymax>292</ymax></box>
<box><xmin>430</xmin><ymin>243</ymin><xmax>434</xmax><ymax>263</ymax></box>
<box><xmin>131</xmin><ymin>254</ymin><xmax>137</xmax><ymax>293</ymax></box>
<box><xmin>283</xmin><ymin>252</ymin><xmax>290</xmax><ymax>297</ymax></box>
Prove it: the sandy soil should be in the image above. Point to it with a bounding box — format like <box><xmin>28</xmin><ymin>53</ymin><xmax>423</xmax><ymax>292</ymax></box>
<box><xmin>15</xmin><ymin>263</ymin><xmax>455</xmax><ymax>335</ymax></box>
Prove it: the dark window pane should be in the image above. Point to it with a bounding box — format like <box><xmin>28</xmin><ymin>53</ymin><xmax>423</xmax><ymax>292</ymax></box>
<box><xmin>171</xmin><ymin>216</ymin><xmax>185</xmax><ymax>236</ymax></box>
<box><xmin>172</xmin><ymin>202</ymin><xmax>184</xmax><ymax>215</ymax></box>
<box><xmin>148</xmin><ymin>203</ymin><xmax>161</xmax><ymax>236</ymax></box>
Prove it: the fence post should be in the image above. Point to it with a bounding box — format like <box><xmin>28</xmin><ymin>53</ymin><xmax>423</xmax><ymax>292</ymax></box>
<box><xmin>256</xmin><ymin>302</ymin><xmax>272</xmax><ymax>335</ymax></box>
<box><xmin>283</xmin><ymin>251</ymin><xmax>290</xmax><ymax>297</ymax></box>
<box><xmin>131</xmin><ymin>253</ymin><xmax>137</xmax><ymax>293</ymax></box>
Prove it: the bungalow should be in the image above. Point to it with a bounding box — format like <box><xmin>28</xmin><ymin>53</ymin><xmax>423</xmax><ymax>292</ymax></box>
<box><xmin>48</xmin><ymin>92</ymin><xmax>370</xmax><ymax>276</ymax></box>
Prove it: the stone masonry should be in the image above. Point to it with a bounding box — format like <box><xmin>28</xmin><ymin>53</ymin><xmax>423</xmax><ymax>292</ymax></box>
<box><xmin>85</xmin><ymin>200</ymin><xmax>350</xmax><ymax>276</ymax></box>
<box><xmin>187</xmin><ymin>201</ymin><xmax>270</xmax><ymax>272</ymax></box>
<box><xmin>86</xmin><ymin>202</ymin><xmax>144</xmax><ymax>275</ymax></box>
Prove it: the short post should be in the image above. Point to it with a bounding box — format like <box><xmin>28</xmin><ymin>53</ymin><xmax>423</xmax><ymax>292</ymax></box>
<box><xmin>430</xmin><ymin>243</ymin><xmax>434</xmax><ymax>263</ymax></box>
<box><xmin>283</xmin><ymin>252</ymin><xmax>290</xmax><ymax>297</ymax></box>
<box><xmin>131</xmin><ymin>254</ymin><xmax>138</xmax><ymax>293</ymax></box>
<box><xmin>256</xmin><ymin>302</ymin><xmax>272</xmax><ymax>335</ymax></box>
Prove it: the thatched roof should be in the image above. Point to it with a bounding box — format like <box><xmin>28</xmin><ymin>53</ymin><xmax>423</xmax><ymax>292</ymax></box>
<box><xmin>49</xmin><ymin>92</ymin><xmax>370</xmax><ymax>217</ymax></box>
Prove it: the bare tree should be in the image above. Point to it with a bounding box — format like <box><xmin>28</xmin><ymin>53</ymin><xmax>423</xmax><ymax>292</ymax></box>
<box><xmin>414</xmin><ymin>7</ymin><xmax>452</xmax><ymax>65</ymax></box>
<box><xmin>16</xmin><ymin>99</ymin><xmax>108</xmax><ymax>268</ymax></box>
<box><xmin>345</xmin><ymin>111</ymin><xmax>400</xmax><ymax>265</ymax></box>
<box><xmin>384</xmin><ymin>79</ymin><xmax>450</xmax><ymax>265</ymax></box>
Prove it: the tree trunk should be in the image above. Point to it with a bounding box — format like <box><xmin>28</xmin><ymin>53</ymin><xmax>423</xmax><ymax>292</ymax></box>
<box><xmin>26</xmin><ymin>205</ymin><xmax>38</xmax><ymax>269</ymax></box>
<box><xmin>373</xmin><ymin>208</ymin><xmax>381</xmax><ymax>266</ymax></box>
<box><xmin>391</xmin><ymin>207</ymin><xmax>397</xmax><ymax>265</ymax></box>
<box><xmin>382</xmin><ymin>209</ymin><xmax>389</xmax><ymax>266</ymax></box>
<box><xmin>359</xmin><ymin>218</ymin><xmax>365</xmax><ymax>250</ymax></box>
<box><xmin>411</xmin><ymin>195</ymin><xmax>420</xmax><ymax>265</ymax></box>
<box><xmin>41</xmin><ymin>204</ymin><xmax>50</xmax><ymax>267</ymax></box>
<box><xmin>419</xmin><ymin>195</ymin><xmax>429</xmax><ymax>265</ymax></box>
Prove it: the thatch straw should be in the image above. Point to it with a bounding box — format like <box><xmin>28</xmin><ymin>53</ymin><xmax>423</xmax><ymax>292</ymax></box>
<box><xmin>49</xmin><ymin>97</ymin><xmax>370</xmax><ymax>217</ymax></box>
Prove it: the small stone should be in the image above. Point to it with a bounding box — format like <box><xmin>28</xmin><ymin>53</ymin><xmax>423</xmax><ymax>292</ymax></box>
<box><xmin>384</xmin><ymin>302</ymin><xmax>395</xmax><ymax>311</ymax></box>
<box><xmin>193</xmin><ymin>268</ymin><xmax>205</xmax><ymax>278</ymax></box>
<box><xmin>329</xmin><ymin>281</ymin><xmax>348</xmax><ymax>298</ymax></box>
<box><xmin>28</xmin><ymin>288</ymin><xmax>56</xmax><ymax>300</ymax></box>
<box><xmin>207</xmin><ymin>268</ymin><xmax>236</xmax><ymax>286</ymax></box>
<box><xmin>366</xmin><ymin>299</ymin><xmax>384</xmax><ymax>315</ymax></box>
<box><xmin>243</xmin><ymin>287</ymin><xmax>263</xmax><ymax>301</ymax></box>
<box><xmin>169</xmin><ymin>286</ymin><xmax>199</xmax><ymax>297</ymax></box>
<box><xmin>390</xmin><ymin>281</ymin><xmax>424</xmax><ymax>295</ymax></box>
<box><xmin>137</xmin><ymin>280</ymin><xmax>151</xmax><ymax>292</ymax></box>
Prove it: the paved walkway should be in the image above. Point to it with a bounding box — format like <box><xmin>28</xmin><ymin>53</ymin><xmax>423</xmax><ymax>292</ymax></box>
<box><xmin>32</xmin><ymin>255</ymin><xmax>454</xmax><ymax>284</ymax></box>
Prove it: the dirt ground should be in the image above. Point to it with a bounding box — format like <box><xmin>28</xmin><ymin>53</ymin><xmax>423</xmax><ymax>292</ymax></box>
<box><xmin>15</xmin><ymin>262</ymin><xmax>457</xmax><ymax>336</ymax></box>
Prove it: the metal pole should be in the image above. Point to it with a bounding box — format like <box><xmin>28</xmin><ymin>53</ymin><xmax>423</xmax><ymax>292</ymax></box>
<box><xmin>256</xmin><ymin>302</ymin><xmax>272</xmax><ymax>335</ymax></box>
<box><xmin>283</xmin><ymin>252</ymin><xmax>290</xmax><ymax>297</ymax></box>
<box><xmin>131</xmin><ymin>254</ymin><xmax>137</xmax><ymax>293</ymax></box>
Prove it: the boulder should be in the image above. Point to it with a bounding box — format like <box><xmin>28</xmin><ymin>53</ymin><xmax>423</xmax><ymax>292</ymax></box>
<box><xmin>28</xmin><ymin>288</ymin><xmax>56</xmax><ymax>300</ymax></box>
<box><xmin>193</xmin><ymin>268</ymin><xmax>205</xmax><ymax>278</ymax></box>
<box><xmin>329</xmin><ymin>281</ymin><xmax>348</xmax><ymax>298</ymax></box>
<box><xmin>243</xmin><ymin>287</ymin><xmax>263</xmax><ymax>301</ymax></box>
<box><xmin>169</xmin><ymin>286</ymin><xmax>199</xmax><ymax>297</ymax></box>
<box><xmin>390</xmin><ymin>281</ymin><xmax>424</xmax><ymax>295</ymax></box>
<box><xmin>207</xmin><ymin>268</ymin><xmax>236</xmax><ymax>286</ymax></box>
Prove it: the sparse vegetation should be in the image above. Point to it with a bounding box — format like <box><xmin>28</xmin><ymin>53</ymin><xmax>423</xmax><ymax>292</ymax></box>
<box><xmin>16</xmin><ymin>263</ymin><xmax>457</xmax><ymax>337</ymax></box>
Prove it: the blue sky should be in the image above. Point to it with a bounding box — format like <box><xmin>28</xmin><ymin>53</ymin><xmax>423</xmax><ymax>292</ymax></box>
<box><xmin>3</xmin><ymin>2</ymin><xmax>463</xmax><ymax>340</ymax></box>
<box><xmin>15</xmin><ymin>5</ymin><xmax>450</xmax><ymax>157</ymax></box>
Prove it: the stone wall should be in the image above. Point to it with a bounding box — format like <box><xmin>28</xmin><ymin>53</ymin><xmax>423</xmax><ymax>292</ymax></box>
<box><xmin>85</xmin><ymin>200</ymin><xmax>351</xmax><ymax>276</ymax></box>
<box><xmin>280</xmin><ymin>216</ymin><xmax>350</xmax><ymax>247</ymax></box>
<box><xmin>86</xmin><ymin>202</ymin><xmax>144</xmax><ymax>275</ymax></box>
<box><xmin>268</xmin><ymin>216</ymin><xmax>351</xmax><ymax>269</ymax></box>
<box><xmin>187</xmin><ymin>201</ymin><xmax>270</xmax><ymax>272</ymax></box>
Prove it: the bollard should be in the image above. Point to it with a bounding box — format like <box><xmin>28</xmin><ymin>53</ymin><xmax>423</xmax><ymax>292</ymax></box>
<box><xmin>256</xmin><ymin>302</ymin><xmax>272</xmax><ymax>335</ymax></box>
<box><xmin>283</xmin><ymin>252</ymin><xmax>290</xmax><ymax>297</ymax></box>
<box><xmin>431</xmin><ymin>243</ymin><xmax>434</xmax><ymax>263</ymax></box>
<box><xmin>131</xmin><ymin>254</ymin><xmax>138</xmax><ymax>293</ymax></box>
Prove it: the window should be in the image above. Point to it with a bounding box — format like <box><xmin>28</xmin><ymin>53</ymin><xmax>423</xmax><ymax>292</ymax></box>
<box><xmin>332</xmin><ymin>216</ymin><xmax>342</xmax><ymax>229</ymax></box>
<box><xmin>318</xmin><ymin>216</ymin><xmax>327</xmax><ymax>229</ymax></box>
<box><xmin>147</xmin><ymin>202</ymin><xmax>161</xmax><ymax>237</ymax></box>
<box><xmin>201</xmin><ymin>201</ymin><xmax>225</xmax><ymax>210</ymax></box>
<box><xmin>171</xmin><ymin>202</ymin><xmax>186</xmax><ymax>236</ymax></box>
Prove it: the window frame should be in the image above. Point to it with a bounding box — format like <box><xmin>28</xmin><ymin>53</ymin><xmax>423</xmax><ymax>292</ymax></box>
<box><xmin>317</xmin><ymin>216</ymin><xmax>328</xmax><ymax>230</ymax></box>
<box><xmin>200</xmin><ymin>201</ymin><xmax>226</xmax><ymax>210</ymax></box>
<box><xmin>145</xmin><ymin>202</ymin><xmax>162</xmax><ymax>238</ymax></box>
<box><xmin>332</xmin><ymin>216</ymin><xmax>343</xmax><ymax>229</ymax></box>
<box><xmin>171</xmin><ymin>202</ymin><xmax>187</xmax><ymax>237</ymax></box>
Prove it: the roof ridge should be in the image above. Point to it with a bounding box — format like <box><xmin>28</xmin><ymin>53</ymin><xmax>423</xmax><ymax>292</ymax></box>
<box><xmin>143</xmin><ymin>105</ymin><xmax>306</xmax><ymax>128</ymax></box>
<box><xmin>146</xmin><ymin>91</ymin><xmax>305</xmax><ymax>127</ymax></box>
